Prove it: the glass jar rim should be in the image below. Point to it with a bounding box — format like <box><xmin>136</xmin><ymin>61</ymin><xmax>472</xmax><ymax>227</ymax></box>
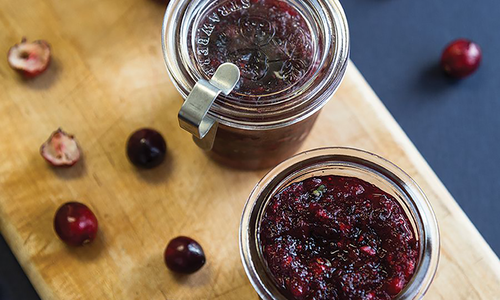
<box><xmin>239</xmin><ymin>147</ymin><xmax>440</xmax><ymax>299</ymax></box>
<box><xmin>162</xmin><ymin>0</ymin><xmax>350</xmax><ymax>130</ymax></box>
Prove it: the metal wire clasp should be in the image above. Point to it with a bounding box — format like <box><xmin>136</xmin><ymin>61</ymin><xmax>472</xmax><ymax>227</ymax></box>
<box><xmin>178</xmin><ymin>63</ymin><xmax>240</xmax><ymax>150</ymax></box>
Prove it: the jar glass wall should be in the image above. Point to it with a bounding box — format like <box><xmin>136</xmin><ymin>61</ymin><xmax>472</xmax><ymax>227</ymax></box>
<box><xmin>240</xmin><ymin>147</ymin><xmax>440</xmax><ymax>299</ymax></box>
<box><xmin>162</xmin><ymin>0</ymin><xmax>349</xmax><ymax>169</ymax></box>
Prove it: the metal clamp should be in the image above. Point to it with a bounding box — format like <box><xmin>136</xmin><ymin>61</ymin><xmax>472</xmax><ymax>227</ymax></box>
<box><xmin>178</xmin><ymin>63</ymin><xmax>240</xmax><ymax>150</ymax></box>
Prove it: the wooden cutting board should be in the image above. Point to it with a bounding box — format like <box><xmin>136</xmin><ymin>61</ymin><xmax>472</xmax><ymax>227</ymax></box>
<box><xmin>0</xmin><ymin>0</ymin><xmax>499</xmax><ymax>299</ymax></box>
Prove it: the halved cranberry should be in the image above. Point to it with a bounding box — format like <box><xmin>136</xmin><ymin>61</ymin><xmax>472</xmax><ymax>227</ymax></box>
<box><xmin>441</xmin><ymin>39</ymin><xmax>482</xmax><ymax>78</ymax></box>
<box><xmin>54</xmin><ymin>202</ymin><xmax>98</xmax><ymax>246</ymax></box>
<box><xmin>126</xmin><ymin>128</ymin><xmax>166</xmax><ymax>169</ymax></box>
<box><xmin>7</xmin><ymin>38</ymin><xmax>51</xmax><ymax>78</ymax></box>
<box><xmin>40</xmin><ymin>128</ymin><xmax>81</xmax><ymax>167</ymax></box>
<box><xmin>164</xmin><ymin>236</ymin><xmax>206</xmax><ymax>274</ymax></box>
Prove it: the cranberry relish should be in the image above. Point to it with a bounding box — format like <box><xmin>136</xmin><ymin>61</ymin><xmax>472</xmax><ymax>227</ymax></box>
<box><xmin>195</xmin><ymin>0</ymin><xmax>314</xmax><ymax>96</ymax></box>
<box><xmin>259</xmin><ymin>176</ymin><xmax>419</xmax><ymax>300</ymax></box>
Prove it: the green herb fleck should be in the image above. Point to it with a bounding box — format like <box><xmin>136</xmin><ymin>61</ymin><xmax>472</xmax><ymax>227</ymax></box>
<box><xmin>312</xmin><ymin>185</ymin><xmax>326</xmax><ymax>197</ymax></box>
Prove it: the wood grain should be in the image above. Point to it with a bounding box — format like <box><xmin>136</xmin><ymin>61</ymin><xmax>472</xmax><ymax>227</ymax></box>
<box><xmin>0</xmin><ymin>0</ymin><xmax>499</xmax><ymax>299</ymax></box>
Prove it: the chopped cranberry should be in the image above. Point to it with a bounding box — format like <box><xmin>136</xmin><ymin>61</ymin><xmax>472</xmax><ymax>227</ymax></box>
<box><xmin>289</xmin><ymin>277</ymin><xmax>308</xmax><ymax>299</ymax></box>
<box><xmin>164</xmin><ymin>236</ymin><xmax>206</xmax><ymax>274</ymax></box>
<box><xmin>360</xmin><ymin>245</ymin><xmax>376</xmax><ymax>256</ymax></box>
<box><xmin>440</xmin><ymin>39</ymin><xmax>482</xmax><ymax>78</ymax></box>
<box><xmin>260</xmin><ymin>176</ymin><xmax>419</xmax><ymax>299</ymax></box>
<box><xmin>54</xmin><ymin>202</ymin><xmax>98</xmax><ymax>246</ymax></box>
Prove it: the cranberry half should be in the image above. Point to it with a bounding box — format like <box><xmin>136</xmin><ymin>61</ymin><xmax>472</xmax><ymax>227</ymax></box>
<box><xmin>126</xmin><ymin>128</ymin><xmax>166</xmax><ymax>169</ymax></box>
<box><xmin>441</xmin><ymin>39</ymin><xmax>482</xmax><ymax>78</ymax></box>
<box><xmin>164</xmin><ymin>236</ymin><xmax>206</xmax><ymax>274</ymax></box>
<box><xmin>54</xmin><ymin>202</ymin><xmax>98</xmax><ymax>246</ymax></box>
<box><xmin>7</xmin><ymin>38</ymin><xmax>51</xmax><ymax>78</ymax></box>
<box><xmin>40</xmin><ymin>128</ymin><xmax>81</xmax><ymax>167</ymax></box>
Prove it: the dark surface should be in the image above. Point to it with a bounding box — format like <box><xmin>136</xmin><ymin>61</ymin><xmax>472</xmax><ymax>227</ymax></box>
<box><xmin>1</xmin><ymin>0</ymin><xmax>499</xmax><ymax>299</ymax></box>
<box><xmin>340</xmin><ymin>0</ymin><xmax>500</xmax><ymax>257</ymax></box>
<box><xmin>0</xmin><ymin>235</ymin><xmax>39</xmax><ymax>300</ymax></box>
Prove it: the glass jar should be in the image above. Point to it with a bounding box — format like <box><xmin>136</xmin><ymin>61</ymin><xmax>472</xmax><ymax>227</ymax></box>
<box><xmin>240</xmin><ymin>147</ymin><xmax>440</xmax><ymax>299</ymax></box>
<box><xmin>162</xmin><ymin>0</ymin><xmax>349</xmax><ymax>169</ymax></box>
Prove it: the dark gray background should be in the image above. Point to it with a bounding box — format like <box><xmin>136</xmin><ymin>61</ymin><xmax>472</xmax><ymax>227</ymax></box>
<box><xmin>1</xmin><ymin>0</ymin><xmax>499</xmax><ymax>299</ymax></box>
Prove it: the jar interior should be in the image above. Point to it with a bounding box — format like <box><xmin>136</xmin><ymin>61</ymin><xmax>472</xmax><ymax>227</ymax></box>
<box><xmin>189</xmin><ymin>0</ymin><xmax>320</xmax><ymax>101</ymax></box>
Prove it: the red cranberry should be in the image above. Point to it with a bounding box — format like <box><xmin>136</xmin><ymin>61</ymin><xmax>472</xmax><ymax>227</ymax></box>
<box><xmin>54</xmin><ymin>202</ymin><xmax>98</xmax><ymax>246</ymax></box>
<box><xmin>164</xmin><ymin>236</ymin><xmax>206</xmax><ymax>274</ymax></box>
<box><xmin>441</xmin><ymin>39</ymin><xmax>482</xmax><ymax>78</ymax></box>
<box><xmin>126</xmin><ymin>128</ymin><xmax>166</xmax><ymax>169</ymax></box>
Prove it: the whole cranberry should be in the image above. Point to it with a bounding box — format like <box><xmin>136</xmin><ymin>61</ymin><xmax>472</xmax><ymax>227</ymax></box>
<box><xmin>126</xmin><ymin>128</ymin><xmax>166</xmax><ymax>169</ymax></box>
<box><xmin>164</xmin><ymin>236</ymin><xmax>206</xmax><ymax>274</ymax></box>
<box><xmin>54</xmin><ymin>202</ymin><xmax>98</xmax><ymax>246</ymax></box>
<box><xmin>441</xmin><ymin>39</ymin><xmax>482</xmax><ymax>78</ymax></box>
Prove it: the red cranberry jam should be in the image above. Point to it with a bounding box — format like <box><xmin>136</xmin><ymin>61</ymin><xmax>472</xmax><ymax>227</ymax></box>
<box><xmin>259</xmin><ymin>175</ymin><xmax>419</xmax><ymax>300</ymax></box>
<box><xmin>194</xmin><ymin>0</ymin><xmax>314</xmax><ymax>97</ymax></box>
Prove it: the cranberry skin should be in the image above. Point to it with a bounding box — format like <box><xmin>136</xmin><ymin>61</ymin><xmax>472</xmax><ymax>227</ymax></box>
<box><xmin>164</xmin><ymin>236</ymin><xmax>206</xmax><ymax>274</ymax></box>
<box><xmin>126</xmin><ymin>128</ymin><xmax>166</xmax><ymax>169</ymax></box>
<box><xmin>54</xmin><ymin>202</ymin><xmax>98</xmax><ymax>246</ymax></box>
<box><xmin>386</xmin><ymin>277</ymin><xmax>405</xmax><ymax>295</ymax></box>
<box><xmin>441</xmin><ymin>39</ymin><xmax>482</xmax><ymax>78</ymax></box>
